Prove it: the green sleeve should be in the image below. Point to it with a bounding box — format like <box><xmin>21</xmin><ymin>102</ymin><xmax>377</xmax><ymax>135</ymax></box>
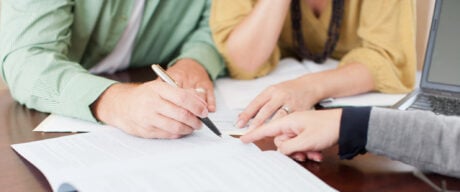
<box><xmin>0</xmin><ymin>0</ymin><xmax>116</xmax><ymax>122</ymax></box>
<box><xmin>167</xmin><ymin>0</ymin><xmax>227</xmax><ymax>80</ymax></box>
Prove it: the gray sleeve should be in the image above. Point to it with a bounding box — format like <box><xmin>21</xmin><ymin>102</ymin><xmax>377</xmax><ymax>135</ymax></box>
<box><xmin>366</xmin><ymin>108</ymin><xmax>460</xmax><ymax>178</ymax></box>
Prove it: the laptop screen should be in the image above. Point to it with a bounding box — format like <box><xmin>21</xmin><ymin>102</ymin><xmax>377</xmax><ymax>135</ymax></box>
<box><xmin>422</xmin><ymin>0</ymin><xmax>460</xmax><ymax>92</ymax></box>
<box><xmin>427</xmin><ymin>0</ymin><xmax>460</xmax><ymax>86</ymax></box>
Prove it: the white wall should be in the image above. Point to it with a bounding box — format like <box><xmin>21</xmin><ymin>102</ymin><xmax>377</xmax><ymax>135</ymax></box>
<box><xmin>0</xmin><ymin>1</ymin><xmax>6</xmax><ymax>90</ymax></box>
<box><xmin>416</xmin><ymin>0</ymin><xmax>436</xmax><ymax>70</ymax></box>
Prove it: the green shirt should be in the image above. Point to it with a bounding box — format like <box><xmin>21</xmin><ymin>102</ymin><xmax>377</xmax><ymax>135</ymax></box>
<box><xmin>0</xmin><ymin>0</ymin><xmax>225</xmax><ymax>122</ymax></box>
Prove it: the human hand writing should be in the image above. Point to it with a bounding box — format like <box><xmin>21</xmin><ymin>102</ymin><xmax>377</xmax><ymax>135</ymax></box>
<box><xmin>167</xmin><ymin>59</ymin><xmax>216</xmax><ymax>112</ymax></box>
<box><xmin>91</xmin><ymin>81</ymin><xmax>208</xmax><ymax>139</ymax></box>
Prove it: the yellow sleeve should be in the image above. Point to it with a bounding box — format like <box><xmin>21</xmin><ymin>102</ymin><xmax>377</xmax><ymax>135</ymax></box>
<box><xmin>210</xmin><ymin>0</ymin><xmax>280</xmax><ymax>79</ymax></box>
<box><xmin>339</xmin><ymin>0</ymin><xmax>416</xmax><ymax>93</ymax></box>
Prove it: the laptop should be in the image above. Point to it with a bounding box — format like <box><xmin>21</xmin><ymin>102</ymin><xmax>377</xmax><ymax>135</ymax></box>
<box><xmin>394</xmin><ymin>0</ymin><xmax>460</xmax><ymax>116</ymax></box>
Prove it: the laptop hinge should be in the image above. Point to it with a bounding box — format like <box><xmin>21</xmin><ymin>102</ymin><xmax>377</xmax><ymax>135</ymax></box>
<box><xmin>420</xmin><ymin>88</ymin><xmax>460</xmax><ymax>99</ymax></box>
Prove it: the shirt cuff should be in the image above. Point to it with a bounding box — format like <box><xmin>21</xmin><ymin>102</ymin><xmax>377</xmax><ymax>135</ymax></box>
<box><xmin>338</xmin><ymin>106</ymin><xmax>372</xmax><ymax>159</ymax></box>
<box><xmin>59</xmin><ymin>73</ymin><xmax>117</xmax><ymax>122</ymax></box>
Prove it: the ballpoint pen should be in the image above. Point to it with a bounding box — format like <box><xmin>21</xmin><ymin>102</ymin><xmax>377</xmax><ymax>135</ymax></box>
<box><xmin>151</xmin><ymin>64</ymin><xmax>222</xmax><ymax>137</ymax></box>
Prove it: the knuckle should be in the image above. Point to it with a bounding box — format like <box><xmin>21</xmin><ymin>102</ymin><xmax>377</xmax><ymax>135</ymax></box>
<box><xmin>138</xmin><ymin>127</ymin><xmax>156</xmax><ymax>139</ymax></box>
<box><xmin>183</xmin><ymin>127</ymin><xmax>195</xmax><ymax>135</ymax></box>
<box><xmin>191</xmin><ymin>118</ymin><xmax>202</xmax><ymax>129</ymax></box>
<box><xmin>177</xmin><ymin>92</ymin><xmax>189</xmax><ymax>104</ymax></box>
<box><xmin>169</xmin><ymin>123</ymin><xmax>187</xmax><ymax>134</ymax></box>
<box><xmin>176</xmin><ymin>109</ymin><xmax>192</xmax><ymax>122</ymax></box>
<box><xmin>266</xmin><ymin>86</ymin><xmax>277</xmax><ymax>93</ymax></box>
<box><xmin>275</xmin><ymin>91</ymin><xmax>288</xmax><ymax>99</ymax></box>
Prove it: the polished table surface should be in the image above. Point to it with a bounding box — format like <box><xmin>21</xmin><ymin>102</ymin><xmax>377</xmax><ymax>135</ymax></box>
<box><xmin>1</xmin><ymin>67</ymin><xmax>459</xmax><ymax>192</ymax></box>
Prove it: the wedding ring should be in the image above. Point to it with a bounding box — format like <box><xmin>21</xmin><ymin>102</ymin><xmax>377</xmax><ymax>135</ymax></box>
<box><xmin>280</xmin><ymin>105</ymin><xmax>291</xmax><ymax>114</ymax></box>
<box><xmin>195</xmin><ymin>87</ymin><xmax>206</xmax><ymax>94</ymax></box>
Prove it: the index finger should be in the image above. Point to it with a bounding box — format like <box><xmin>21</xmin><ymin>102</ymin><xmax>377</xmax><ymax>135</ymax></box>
<box><xmin>236</xmin><ymin>91</ymin><xmax>271</xmax><ymax>128</ymax></box>
<box><xmin>240</xmin><ymin>119</ymin><xmax>286</xmax><ymax>143</ymax></box>
<box><xmin>158</xmin><ymin>84</ymin><xmax>208</xmax><ymax>118</ymax></box>
<box><xmin>206</xmin><ymin>85</ymin><xmax>216</xmax><ymax>112</ymax></box>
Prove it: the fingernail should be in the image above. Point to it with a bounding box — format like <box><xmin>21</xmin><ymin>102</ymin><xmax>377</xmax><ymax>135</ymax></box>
<box><xmin>209</xmin><ymin>105</ymin><xmax>216</xmax><ymax>112</ymax></box>
<box><xmin>235</xmin><ymin>120</ymin><xmax>244</xmax><ymax>128</ymax></box>
<box><xmin>294</xmin><ymin>156</ymin><xmax>304</xmax><ymax>162</ymax></box>
<box><xmin>313</xmin><ymin>157</ymin><xmax>322</xmax><ymax>163</ymax></box>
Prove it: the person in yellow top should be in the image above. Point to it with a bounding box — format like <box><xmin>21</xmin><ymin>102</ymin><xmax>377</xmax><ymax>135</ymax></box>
<box><xmin>210</xmin><ymin>0</ymin><xmax>416</xmax><ymax>129</ymax></box>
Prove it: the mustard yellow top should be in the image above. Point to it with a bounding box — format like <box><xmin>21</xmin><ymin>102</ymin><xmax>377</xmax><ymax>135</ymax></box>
<box><xmin>210</xmin><ymin>0</ymin><xmax>416</xmax><ymax>93</ymax></box>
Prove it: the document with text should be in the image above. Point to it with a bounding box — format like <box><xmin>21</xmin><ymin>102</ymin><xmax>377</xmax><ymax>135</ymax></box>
<box><xmin>12</xmin><ymin>128</ymin><xmax>336</xmax><ymax>192</ymax></box>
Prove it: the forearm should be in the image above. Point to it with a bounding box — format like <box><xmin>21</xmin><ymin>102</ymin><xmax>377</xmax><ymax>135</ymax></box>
<box><xmin>298</xmin><ymin>62</ymin><xmax>375</xmax><ymax>101</ymax></box>
<box><xmin>3</xmin><ymin>51</ymin><xmax>116</xmax><ymax>122</ymax></box>
<box><xmin>0</xmin><ymin>0</ymin><xmax>118</xmax><ymax>121</ymax></box>
<box><xmin>367</xmin><ymin>108</ymin><xmax>460</xmax><ymax>178</ymax></box>
<box><xmin>226</xmin><ymin>0</ymin><xmax>291</xmax><ymax>73</ymax></box>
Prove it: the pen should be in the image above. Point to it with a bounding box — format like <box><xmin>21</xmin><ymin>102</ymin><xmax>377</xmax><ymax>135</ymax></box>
<box><xmin>151</xmin><ymin>64</ymin><xmax>222</xmax><ymax>137</ymax></box>
<box><xmin>319</xmin><ymin>97</ymin><xmax>334</xmax><ymax>104</ymax></box>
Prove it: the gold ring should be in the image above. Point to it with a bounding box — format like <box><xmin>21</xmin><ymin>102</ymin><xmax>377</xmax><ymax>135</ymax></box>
<box><xmin>195</xmin><ymin>87</ymin><xmax>206</xmax><ymax>93</ymax></box>
<box><xmin>281</xmin><ymin>105</ymin><xmax>291</xmax><ymax>114</ymax></box>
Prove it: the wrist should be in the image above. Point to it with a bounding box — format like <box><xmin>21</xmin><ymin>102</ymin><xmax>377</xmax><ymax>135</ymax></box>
<box><xmin>91</xmin><ymin>83</ymin><xmax>135</xmax><ymax>125</ymax></box>
<box><xmin>297</xmin><ymin>75</ymin><xmax>327</xmax><ymax>103</ymax></box>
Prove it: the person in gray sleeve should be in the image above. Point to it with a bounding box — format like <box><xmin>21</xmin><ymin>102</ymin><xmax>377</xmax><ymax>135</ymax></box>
<box><xmin>240</xmin><ymin>107</ymin><xmax>460</xmax><ymax>179</ymax></box>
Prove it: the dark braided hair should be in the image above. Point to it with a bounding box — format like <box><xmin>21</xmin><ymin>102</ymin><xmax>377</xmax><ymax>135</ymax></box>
<box><xmin>290</xmin><ymin>0</ymin><xmax>344</xmax><ymax>63</ymax></box>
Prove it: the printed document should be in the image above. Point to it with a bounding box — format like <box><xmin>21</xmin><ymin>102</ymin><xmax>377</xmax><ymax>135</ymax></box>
<box><xmin>12</xmin><ymin>128</ymin><xmax>336</xmax><ymax>192</ymax></box>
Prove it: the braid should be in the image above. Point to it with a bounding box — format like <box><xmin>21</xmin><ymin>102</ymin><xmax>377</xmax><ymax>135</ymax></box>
<box><xmin>290</xmin><ymin>0</ymin><xmax>344</xmax><ymax>63</ymax></box>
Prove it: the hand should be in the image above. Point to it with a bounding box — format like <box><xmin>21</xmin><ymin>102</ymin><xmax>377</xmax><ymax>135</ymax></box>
<box><xmin>166</xmin><ymin>59</ymin><xmax>216</xmax><ymax>112</ymax></box>
<box><xmin>91</xmin><ymin>81</ymin><xmax>208</xmax><ymax>139</ymax></box>
<box><xmin>236</xmin><ymin>77</ymin><xmax>322</xmax><ymax>129</ymax></box>
<box><xmin>236</xmin><ymin>63</ymin><xmax>376</xmax><ymax>129</ymax></box>
<box><xmin>240</xmin><ymin>109</ymin><xmax>342</xmax><ymax>162</ymax></box>
<box><xmin>273</xmin><ymin>134</ymin><xmax>324</xmax><ymax>162</ymax></box>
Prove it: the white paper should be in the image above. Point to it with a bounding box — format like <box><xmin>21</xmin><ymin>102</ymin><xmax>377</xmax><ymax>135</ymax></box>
<box><xmin>321</xmin><ymin>92</ymin><xmax>407</xmax><ymax>107</ymax></box>
<box><xmin>208</xmin><ymin>89</ymin><xmax>248</xmax><ymax>135</ymax></box>
<box><xmin>216</xmin><ymin>58</ymin><xmax>418</xmax><ymax>109</ymax></box>
<box><xmin>12</xmin><ymin>128</ymin><xmax>336</xmax><ymax>192</ymax></box>
<box><xmin>33</xmin><ymin>114</ymin><xmax>113</xmax><ymax>132</ymax></box>
<box><xmin>35</xmin><ymin>112</ymin><xmax>247</xmax><ymax>135</ymax></box>
<box><xmin>215</xmin><ymin>58</ymin><xmax>310</xmax><ymax>110</ymax></box>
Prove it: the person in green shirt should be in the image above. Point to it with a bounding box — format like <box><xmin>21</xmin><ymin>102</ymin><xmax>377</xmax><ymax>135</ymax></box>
<box><xmin>0</xmin><ymin>0</ymin><xmax>226</xmax><ymax>139</ymax></box>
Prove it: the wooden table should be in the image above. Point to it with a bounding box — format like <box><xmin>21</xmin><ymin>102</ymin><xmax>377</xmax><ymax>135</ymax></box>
<box><xmin>1</xmin><ymin>67</ymin><xmax>459</xmax><ymax>192</ymax></box>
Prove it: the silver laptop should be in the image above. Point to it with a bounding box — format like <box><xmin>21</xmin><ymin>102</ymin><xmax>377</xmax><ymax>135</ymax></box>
<box><xmin>394</xmin><ymin>0</ymin><xmax>460</xmax><ymax>116</ymax></box>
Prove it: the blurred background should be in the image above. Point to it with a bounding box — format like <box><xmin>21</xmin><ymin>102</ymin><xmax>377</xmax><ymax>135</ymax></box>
<box><xmin>0</xmin><ymin>0</ymin><xmax>436</xmax><ymax>91</ymax></box>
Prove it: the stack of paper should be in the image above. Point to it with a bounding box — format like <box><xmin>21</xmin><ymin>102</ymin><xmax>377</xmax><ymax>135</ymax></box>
<box><xmin>12</xmin><ymin>128</ymin><xmax>336</xmax><ymax>191</ymax></box>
